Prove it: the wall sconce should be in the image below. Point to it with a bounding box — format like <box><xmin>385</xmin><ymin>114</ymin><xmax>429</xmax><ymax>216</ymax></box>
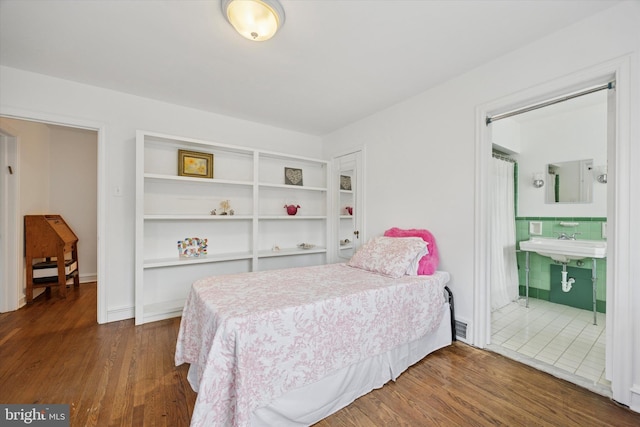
<box><xmin>594</xmin><ymin>165</ymin><xmax>607</xmax><ymax>184</ymax></box>
<box><xmin>533</xmin><ymin>173</ymin><xmax>545</xmax><ymax>188</ymax></box>
<box><xmin>222</xmin><ymin>0</ymin><xmax>285</xmax><ymax>41</ymax></box>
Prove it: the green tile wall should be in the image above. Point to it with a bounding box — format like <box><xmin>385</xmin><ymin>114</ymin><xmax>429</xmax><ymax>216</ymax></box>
<box><xmin>515</xmin><ymin>217</ymin><xmax>607</xmax><ymax>313</ymax></box>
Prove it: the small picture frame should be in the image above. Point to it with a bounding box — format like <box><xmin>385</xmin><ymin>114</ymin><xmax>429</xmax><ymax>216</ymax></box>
<box><xmin>178</xmin><ymin>150</ymin><xmax>214</xmax><ymax>179</ymax></box>
<box><xmin>340</xmin><ymin>175</ymin><xmax>352</xmax><ymax>191</ymax></box>
<box><xmin>284</xmin><ymin>167</ymin><xmax>303</xmax><ymax>186</ymax></box>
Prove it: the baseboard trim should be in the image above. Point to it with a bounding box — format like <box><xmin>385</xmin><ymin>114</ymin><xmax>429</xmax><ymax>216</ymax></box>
<box><xmin>106</xmin><ymin>305</ymin><xmax>135</xmax><ymax>323</ymax></box>
<box><xmin>80</xmin><ymin>273</ymin><xmax>97</xmax><ymax>283</ymax></box>
<box><xmin>630</xmin><ymin>384</ymin><xmax>640</xmax><ymax>414</ymax></box>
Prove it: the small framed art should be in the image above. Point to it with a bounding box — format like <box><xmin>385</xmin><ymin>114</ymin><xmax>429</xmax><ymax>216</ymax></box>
<box><xmin>178</xmin><ymin>150</ymin><xmax>214</xmax><ymax>179</ymax></box>
<box><xmin>340</xmin><ymin>175</ymin><xmax>352</xmax><ymax>190</ymax></box>
<box><xmin>284</xmin><ymin>167</ymin><xmax>303</xmax><ymax>186</ymax></box>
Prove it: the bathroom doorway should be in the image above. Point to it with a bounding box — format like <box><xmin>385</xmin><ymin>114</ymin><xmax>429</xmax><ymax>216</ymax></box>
<box><xmin>485</xmin><ymin>83</ymin><xmax>612</xmax><ymax>396</ymax></box>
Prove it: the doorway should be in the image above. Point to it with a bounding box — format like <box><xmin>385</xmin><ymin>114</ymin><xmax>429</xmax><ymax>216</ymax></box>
<box><xmin>332</xmin><ymin>149</ymin><xmax>364</xmax><ymax>263</ymax></box>
<box><xmin>491</xmin><ymin>93</ymin><xmax>609</xmax><ymax>393</ymax></box>
<box><xmin>474</xmin><ymin>57</ymin><xmax>633</xmax><ymax>407</ymax></box>
<box><xmin>0</xmin><ymin>116</ymin><xmax>100</xmax><ymax>317</ymax></box>
<box><xmin>488</xmin><ymin>85</ymin><xmax>610</xmax><ymax>396</ymax></box>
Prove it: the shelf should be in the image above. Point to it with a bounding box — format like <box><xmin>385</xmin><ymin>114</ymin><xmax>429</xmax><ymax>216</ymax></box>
<box><xmin>258</xmin><ymin>182</ymin><xmax>327</xmax><ymax>192</ymax></box>
<box><xmin>144</xmin><ymin>173</ymin><xmax>252</xmax><ymax>187</ymax></box>
<box><xmin>32</xmin><ymin>270</ymin><xmax>78</xmax><ymax>286</ymax></box>
<box><xmin>143</xmin><ymin>252</ymin><xmax>254</xmax><ymax>269</ymax></box>
<box><xmin>143</xmin><ymin>132</ymin><xmax>255</xmax><ymax>156</ymax></box>
<box><xmin>258</xmin><ymin>215</ymin><xmax>327</xmax><ymax>220</ymax></box>
<box><xmin>136</xmin><ymin>130</ymin><xmax>330</xmax><ymax>324</ymax></box>
<box><xmin>258</xmin><ymin>247</ymin><xmax>327</xmax><ymax>258</ymax></box>
<box><xmin>144</xmin><ymin>214</ymin><xmax>253</xmax><ymax>220</ymax></box>
<box><xmin>258</xmin><ymin>150</ymin><xmax>328</xmax><ymax>165</ymax></box>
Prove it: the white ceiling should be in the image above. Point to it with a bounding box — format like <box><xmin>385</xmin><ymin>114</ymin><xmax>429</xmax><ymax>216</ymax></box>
<box><xmin>0</xmin><ymin>0</ymin><xmax>619</xmax><ymax>135</ymax></box>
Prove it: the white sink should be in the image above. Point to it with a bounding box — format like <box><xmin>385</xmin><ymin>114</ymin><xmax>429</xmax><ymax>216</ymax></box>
<box><xmin>519</xmin><ymin>237</ymin><xmax>607</xmax><ymax>263</ymax></box>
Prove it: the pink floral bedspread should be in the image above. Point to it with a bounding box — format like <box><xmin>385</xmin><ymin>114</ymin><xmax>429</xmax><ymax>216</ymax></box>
<box><xmin>175</xmin><ymin>263</ymin><xmax>450</xmax><ymax>427</ymax></box>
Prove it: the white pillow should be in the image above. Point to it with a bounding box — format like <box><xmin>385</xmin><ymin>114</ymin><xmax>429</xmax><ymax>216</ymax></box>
<box><xmin>405</xmin><ymin>241</ymin><xmax>429</xmax><ymax>275</ymax></box>
<box><xmin>347</xmin><ymin>236</ymin><xmax>428</xmax><ymax>278</ymax></box>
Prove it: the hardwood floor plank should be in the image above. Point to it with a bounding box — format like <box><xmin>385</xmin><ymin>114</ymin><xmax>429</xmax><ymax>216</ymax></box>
<box><xmin>1</xmin><ymin>283</ymin><xmax>639</xmax><ymax>427</ymax></box>
<box><xmin>162</xmin><ymin>318</ymin><xmax>194</xmax><ymax>427</ymax></box>
<box><xmin>107</xmin><ymin>324</ymin><xmax>137</xmax><ymax>427</ymax></box>
<box><xmin>132</xmin><ymin>324</ymin><xmax>151</xmax><ymax>426</ymax></box>
<box><xmin>94</xmin><ymin>321</ymin><xmax>129</xmax><ymax>426</ymax></box>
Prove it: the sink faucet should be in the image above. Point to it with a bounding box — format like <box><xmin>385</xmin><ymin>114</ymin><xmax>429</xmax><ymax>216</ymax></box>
<box><xmin>557</xmin><ymin>232</ymin><xmax>581</xmax><ymax>240</ymax></box>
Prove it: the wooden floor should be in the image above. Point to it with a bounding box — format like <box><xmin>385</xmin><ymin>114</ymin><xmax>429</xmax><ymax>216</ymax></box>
<box><xmin>1</xmin><ymin>283</ymin><xmax>639</xmax><ymax>427</ymax></box>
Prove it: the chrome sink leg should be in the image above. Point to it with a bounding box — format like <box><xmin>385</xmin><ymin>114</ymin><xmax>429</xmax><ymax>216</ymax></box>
<box><xmin>592</xmin><ymin>258</ymin><xmax>597</xmax><ymax>326</ymax></box>
<box><xmin>525</xmin><ymin>251</ymin><xmax>530</xmax><ymax>308</ymax></box>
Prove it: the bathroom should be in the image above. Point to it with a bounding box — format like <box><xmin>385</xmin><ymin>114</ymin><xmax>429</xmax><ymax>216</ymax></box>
<box><xmin>488</xmin><ymin>87</ymin><xmax>610</xmax><ymax>394</ymax></box>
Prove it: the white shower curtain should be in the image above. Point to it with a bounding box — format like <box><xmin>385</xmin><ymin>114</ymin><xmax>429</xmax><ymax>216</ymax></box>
<box><xmin>490</xmin><ymin>157</ymin><xmax>519</xmax><ymax>311</ymax></box>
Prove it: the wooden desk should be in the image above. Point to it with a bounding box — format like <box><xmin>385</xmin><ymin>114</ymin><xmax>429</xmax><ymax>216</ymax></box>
<box><xmin>24</xmin><ymin>215</ymin><xmax>79</xmax><ymax>303</ymax></box>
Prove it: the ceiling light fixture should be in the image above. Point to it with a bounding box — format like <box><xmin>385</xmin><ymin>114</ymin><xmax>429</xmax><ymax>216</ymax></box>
<box><xmin>222</xmin><ymin>0</ymin><xmax>285</xmax><ymax>42</ymax></box>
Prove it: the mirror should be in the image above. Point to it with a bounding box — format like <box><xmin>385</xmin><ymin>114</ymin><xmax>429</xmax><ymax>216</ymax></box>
<box><xmin>545</xmin><ymin>159</ymin><xmax>593</xmax><ymax>204</ymax></box>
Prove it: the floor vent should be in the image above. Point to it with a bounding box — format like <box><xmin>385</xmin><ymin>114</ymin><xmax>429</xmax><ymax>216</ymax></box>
<box><xmin>455</xmin><ymin>320</ymin><xmax>468</xmax><ymax>341</ymax></box>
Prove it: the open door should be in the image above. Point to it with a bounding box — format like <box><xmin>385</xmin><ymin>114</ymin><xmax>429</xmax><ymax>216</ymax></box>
<box><xmin>334</xmin><ymin>150</ymin><xmax>363</xmax><ymax>262</ymax></box>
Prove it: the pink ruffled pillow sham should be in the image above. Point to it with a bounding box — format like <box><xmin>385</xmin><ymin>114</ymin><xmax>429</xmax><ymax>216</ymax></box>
<box><xmin>383</xmin><ymin>227</ymin><xmax>439</xmax><ymax>275</ymax></box>
<box><xmin>347</xmin><ymin>236</ymin><xmax>428</xmax><ymax>278</ymax></box>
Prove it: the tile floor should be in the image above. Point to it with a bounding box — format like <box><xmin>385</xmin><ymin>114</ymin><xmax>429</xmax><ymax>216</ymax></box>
<box><xmin>489</xmin><ymin>297</ymin><xmax>610</xmax><ymax>395</ymax></box>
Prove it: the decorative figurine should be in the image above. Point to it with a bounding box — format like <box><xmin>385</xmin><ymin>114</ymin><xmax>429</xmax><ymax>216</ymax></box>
<box><xmin>284</xmin><ymin>204</ymin><xmax>301</xmax><ymax>215</ymax></box>
<box><xmin>220</xmin><ymin>200</ymin><xmax>231</xmax><ymax>215</ymax></box>
<box><xmin>210</xmin><ymin>209</ymin><xmax>216</xmax><ymax>215</ymax></box>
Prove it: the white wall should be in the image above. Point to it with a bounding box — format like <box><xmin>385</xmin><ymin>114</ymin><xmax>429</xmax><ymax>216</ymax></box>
<box><xmin>48</xmin><ymin>125</ymin><xmax>98</xmax><ymax>280</ymax></box>
<box><xmin>0</xmin><ymin>117</ymin><xmax>50</xmax><ymax>301</ymax></box>
<box><xmin>516</xmin><ymin>98</ymin><xmax>607</xmax><ymax>217</ymax></box>
<box><xmin>0</xmin><ymin>66</ymin><xmax>323</xmax><ymax>322</ymax></box>
<box><xmin>492</xmin><ymin>117</ymin><xmax>521</xmax><ymax>154</ymax></box>
<box><xmin>323</xmin><ymin>1</ymin><xmax>639</xmax><ymax>409</ymax></box>
<box><xmin>0</xmin><ymin>118</ymin><xmax>50</xmax><ymax>213</ymax></box>
<box><xmin>492</xmin><ymin>94</ymin><xmax>608</xmax><ymax>217</ymax></box>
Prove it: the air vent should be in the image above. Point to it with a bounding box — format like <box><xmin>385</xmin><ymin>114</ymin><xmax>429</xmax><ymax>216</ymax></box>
<box><xmin>455</xmin><ymin>320</ymin><xmax>468</xmax><ymax>341</ymax></box>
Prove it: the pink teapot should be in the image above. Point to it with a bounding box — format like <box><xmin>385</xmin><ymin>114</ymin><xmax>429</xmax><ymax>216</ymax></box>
<box><xmin>284</xmin><ymin>204</ymin><xmax>301</xmax><ymax>215</ymax></box>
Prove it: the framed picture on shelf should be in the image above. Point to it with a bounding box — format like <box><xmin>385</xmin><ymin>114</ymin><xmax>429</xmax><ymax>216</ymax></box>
<box><xmin>178</xmin><ymin>150</ymin><xmax>214</xmax><ymax>179</ymax></box>
<box><xmin>340</xmin><ymin>175</ymin><xmax>352</xmax><ymax>190</ymax></box>
<box><xmin>284</xmin><ymin>167</ymin><xmax>303</xmax><ymax>186</ymax></box>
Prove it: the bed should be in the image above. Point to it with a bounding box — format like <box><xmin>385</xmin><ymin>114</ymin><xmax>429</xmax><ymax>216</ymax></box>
<box><xmin>175</xmin><ymin>234</ymin><xmax>454</xmax><ymax>427</ymax></box>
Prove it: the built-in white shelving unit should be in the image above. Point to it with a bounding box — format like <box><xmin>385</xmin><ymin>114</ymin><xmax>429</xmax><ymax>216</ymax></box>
<box><xmin>135</xmin><ymin>131</ymin><xmax>329</xmax><ymax>324</ymax></box>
